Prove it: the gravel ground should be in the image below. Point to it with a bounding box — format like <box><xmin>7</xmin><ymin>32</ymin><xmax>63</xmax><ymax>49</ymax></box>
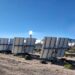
<box><xmin>0</xmin><ymin>53</ymin><xmax>75</xmax><ymax>75</ymax></box>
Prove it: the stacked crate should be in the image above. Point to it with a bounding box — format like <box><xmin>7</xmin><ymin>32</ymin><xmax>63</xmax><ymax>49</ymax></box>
<box><xmin>12</xmin><ymin>37</ymin><xmax>24</xmax><ymax>54</ymax></box>
<box><xmin>0</xmin><ymin>38</ymin><xmax>9</xmax><ymax>52</ymax></box>
<box><xmin>25</xmin><ymin>38</ymin><xmax>36</xmax><ymax>54</ymax></box>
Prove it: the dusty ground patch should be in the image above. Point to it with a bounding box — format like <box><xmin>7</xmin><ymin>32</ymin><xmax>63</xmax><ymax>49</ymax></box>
<box><xmin>0</xmin><ymin>53</ymin><xmax>75</xmax><ymax>75</ymax></box>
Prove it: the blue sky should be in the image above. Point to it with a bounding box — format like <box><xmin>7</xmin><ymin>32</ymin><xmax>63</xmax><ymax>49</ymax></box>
<box><xmin>0</xmin><ymin>0</ymin><xmax>75</xmax><ymax>39</ymax></box>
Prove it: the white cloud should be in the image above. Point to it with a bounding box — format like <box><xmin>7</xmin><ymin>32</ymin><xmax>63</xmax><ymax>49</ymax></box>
<box><xmin>35</xmin><ymin>39</ymin><xmax>43</xmax><ymax>44</ymax></box>
<box><xmin>35</xmin><ymin>40</ymin><xmax>41</xmax><ymax>44</ymax></box>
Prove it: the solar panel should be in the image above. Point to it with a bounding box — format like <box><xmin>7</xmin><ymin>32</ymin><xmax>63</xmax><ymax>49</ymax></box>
<box><xmin>25</xmin><ymin>38</ymin><xmax>36</xmax><ymax>54</ymax></box>
<box><xmin>12</xmin><ymin>37</ymin><xmax>24</xmax><ymax>54</ymax></box>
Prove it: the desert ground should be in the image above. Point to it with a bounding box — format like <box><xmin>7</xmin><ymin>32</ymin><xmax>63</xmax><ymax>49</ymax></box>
<box><xmin>0</xmin><ymin>53</ymin><xmax>75</xmax><ymax>75</ymax></box>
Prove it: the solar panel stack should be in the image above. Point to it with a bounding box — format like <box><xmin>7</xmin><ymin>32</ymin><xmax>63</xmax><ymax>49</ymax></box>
<box><xmin>48</xmin><ymin>37</ymin><xmax>57</xmax><ymax>58</ymax></box>
<box><xmin>25</xmin><ymin>38</ymin><xmax>36</xmax><ymax>54</ymax></box>
<box><xmin>0</xmin><ymin>38</ymin><xmax>9</xmax><ymax>52</ymax></box>
<box><xmin>12</xmin><ymin>37</ymin><xmax>24</xmax><ymax>54</ymax></box>
<box><xmin>40</xmin><ymin>37</ymin><xmax>69</xmax><ymax>59</ymax></box>
<box><xmin>56</xmin><ymin>38</ymin><xmax>69</xmax><ymax>57</ymax></box>
<box><xmin>40</xmin><ymin>37</ymin><xmax>57</xmax><ymax>59</ymax></box>
<box><xmin>8</xmin><ymin>39</ymin><xmax>14</xmax><ymax>52</ymax></box>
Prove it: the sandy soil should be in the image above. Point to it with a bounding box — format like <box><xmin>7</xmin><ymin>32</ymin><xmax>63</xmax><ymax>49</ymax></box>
<box><xmin>0</xmin><ymin>53</ymin><xmax>75</xmax><ymax>75</ymax></box>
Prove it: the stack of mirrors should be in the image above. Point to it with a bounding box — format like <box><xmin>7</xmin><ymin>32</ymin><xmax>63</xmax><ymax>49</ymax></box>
<box><xmin>40</xmin><ymin>37</ymin><xmax>69</xmax><ymax>60</ymax></box>
<box><xmin>12</xmin><ymin>37</ymin><xmax>24</xmax><ymax>54</ymax></box>
<box><xmin>25</xmin><ymin>38</ymin><xmax>36</xmax><ymax>54</ymax></box>
<box><xmin>56</xmin><ymin>38</ymin><xmax>69</xmax><ymax>57</ymax></box>
<box><xmin>8</xmin><ymin>39</ymin><xmax>14</xmax><ymax>53</ymax></box>
<box><xmin>0</xmin><ymin>38</ymin><xmax>9</xmax><ymax>53</ymax></box>
<box><xmin>40</xmin><ymin>37</ymin><xmax>57</xmax><ymax>59</ymax></box>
